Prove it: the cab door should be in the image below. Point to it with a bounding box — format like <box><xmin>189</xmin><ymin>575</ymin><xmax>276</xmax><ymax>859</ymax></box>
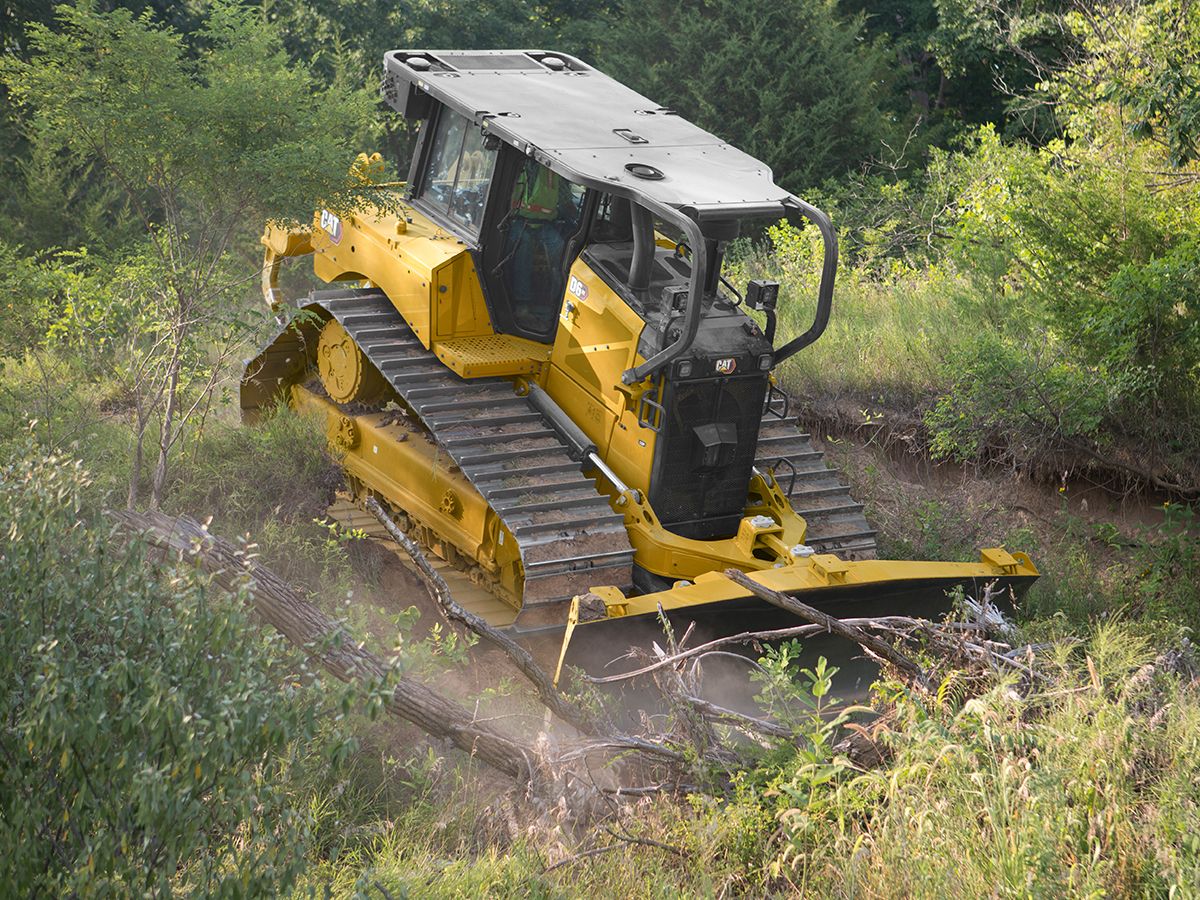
<box><xmin>478</xmin><ymin>153</ymin><xmax>587</xmax><ymax>343</ymax></box>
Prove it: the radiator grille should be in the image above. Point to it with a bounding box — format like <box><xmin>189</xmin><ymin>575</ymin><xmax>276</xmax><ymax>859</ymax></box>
<box><xmin>648</xmin><ymin>374</ymin><xmax>768</xmax><ymax>540</ymax></box>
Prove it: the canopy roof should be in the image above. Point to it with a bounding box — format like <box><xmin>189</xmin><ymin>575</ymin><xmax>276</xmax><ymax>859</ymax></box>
<box><xmin>382</xmin><ymin>49</ymin><xmax>791</xmax><ymax>217</ymax></box>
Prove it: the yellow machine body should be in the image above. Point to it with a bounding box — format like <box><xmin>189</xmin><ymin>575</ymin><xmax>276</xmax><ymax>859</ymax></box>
<box><xmin>240</xmin><ymin>50</ymin><xmax>1041</xmax><ymax>685</ymax></box>
<box><xmin>248</xmin><ymin>178</ymin><xmax>1037</xmax><ymax>637</ymax></box>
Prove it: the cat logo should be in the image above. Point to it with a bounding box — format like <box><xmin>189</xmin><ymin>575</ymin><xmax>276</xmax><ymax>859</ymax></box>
<box><xmin>715</xmin><ymin>357</ymin><xmax>737</xmax><ymax>375</ymax></box>
<box><xmin>319</xmin><ymin>209</ymin><xmax>343</xmax><ymax>245</ymax></box>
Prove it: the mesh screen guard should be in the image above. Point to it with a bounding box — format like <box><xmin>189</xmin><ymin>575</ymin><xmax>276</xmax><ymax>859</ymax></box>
<box><xmin>647</xmin><ymin>373</ymin><xmax>769</xmax><ymax>540</ymax></box>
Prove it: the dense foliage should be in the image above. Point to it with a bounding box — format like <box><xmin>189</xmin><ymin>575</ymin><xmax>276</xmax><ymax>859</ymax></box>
<box><xmin>724</xmin><ymin>0</ymin><xmax>1200</xmax><ymax>491</ymax></box>
<box><xmin>0</xmin><ymin>450</ymin><xmax>350</xmax><ymax>895</ymax></box>
<box><xmin>597</xmin><ymin>0</ymin><xmax>903</xmax><ymax>191</ymax></box>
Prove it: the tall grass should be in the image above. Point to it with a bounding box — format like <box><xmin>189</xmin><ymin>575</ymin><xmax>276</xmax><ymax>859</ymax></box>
<box><xmin>729</xmin><ymin>229</ymin><xmax>976</xmax><ymax>407</ymax></box>
<box><xmin>299</xmin><ymin>625</ymin><xmax>1200</xmax><ymax>898</ymax></box>
<box><xmin>775</xmin><ymin>626</ymin><xmax>1200</xmax><ymax>896</ymax></box>
<box><xmin>164</xmin><ymin>404</ymin><xmax>372</xmax><ymax>598</ymax></box>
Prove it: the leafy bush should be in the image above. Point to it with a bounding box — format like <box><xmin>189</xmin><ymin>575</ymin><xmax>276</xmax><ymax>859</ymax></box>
<box><xmin>923</xmin><ymin>331</ymin><xmax>1113</xmax><ymax>464</ymax></box>
<box><xmin>0</xmin><ymin>449</ymin><xmax>351</xmax><ymax>895</ymax></box>
<box><xmin>1105</xmin><ymin>242</ymin><xmax>1200</xmax><ymax>416</ymax></box>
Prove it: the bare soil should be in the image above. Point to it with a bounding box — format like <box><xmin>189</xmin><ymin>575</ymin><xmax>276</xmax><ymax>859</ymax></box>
<box><xmin>799</xmin><ymin>396</ymin><xmax>1174</xmax><ymax>540</ymax></box>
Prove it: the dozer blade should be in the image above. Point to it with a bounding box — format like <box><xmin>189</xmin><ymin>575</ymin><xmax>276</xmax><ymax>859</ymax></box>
<box><xmin>556</xmin><ymin>551</ymin><xmax>1038</xmax><ymax>701</ymax></box>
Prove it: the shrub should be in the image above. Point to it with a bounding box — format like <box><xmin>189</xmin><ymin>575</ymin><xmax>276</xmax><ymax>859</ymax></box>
<box><xmin>0</xmin><ymin>448</ymin><xmax>351</xmax><ymax>895</ymax></box>
<box><xmin>923</xmin><ymin>331</ymin><xmax>1114</xmax><ymax>465</ymax></box>
<box><xmin>1134</xmin><ymin>503</ymin><xmax>1200</xmax><ymax>622</ymax></box>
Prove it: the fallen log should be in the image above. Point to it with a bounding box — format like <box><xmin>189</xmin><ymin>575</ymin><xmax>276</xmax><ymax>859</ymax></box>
<box><xmin>110</xmin><ymin>508</ymin><xmax>538</xmax><ymax>781</ymax></box>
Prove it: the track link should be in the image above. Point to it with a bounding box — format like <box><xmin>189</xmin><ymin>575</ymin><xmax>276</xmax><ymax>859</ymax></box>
<box><xmin>310</xmin><ymin>289</ymin><xmax>635</xmax><ymax>605</ymax></box>
<box><xmin>755</xmin><ymin>409</ymin><xmax>878</xmax><ymax>560</ymax></box>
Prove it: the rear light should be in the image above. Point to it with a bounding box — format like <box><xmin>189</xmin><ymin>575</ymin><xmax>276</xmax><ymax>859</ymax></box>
<box><xmin>676</xmin><ymin>359</ymin><xmax>694</xmax><ymax>378</ymax></box>
<box><xmin>758</xmin><ymin>353</ymin><xmax>773</xmax><ymax>371</ymax></box>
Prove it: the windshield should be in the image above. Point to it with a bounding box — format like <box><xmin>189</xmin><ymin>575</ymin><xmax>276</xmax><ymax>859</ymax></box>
<box><xmin>418</xmin><ymin>109</ymin><xmax>497</xmax><ymax>234</ymax></box>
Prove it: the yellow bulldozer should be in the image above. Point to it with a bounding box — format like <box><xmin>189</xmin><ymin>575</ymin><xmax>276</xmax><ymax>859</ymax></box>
<box><xmin>242</xmin><ymin>49</ymin><xmax>1037</xmax><ymax>685</ymax></box>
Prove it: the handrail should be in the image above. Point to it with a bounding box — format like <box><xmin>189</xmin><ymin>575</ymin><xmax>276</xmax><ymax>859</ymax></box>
<box><xmin>619</xmin><ymin>197</ymin><xmax>707</xmax><ymax>385</ymax></box>
<box><xmin>619</xmin><ymin>192</ymin><xmax>836</xmax><ymax>381</ymax></box>
<box><xmin>774</xmin><ymin>195</ymin><xmax>837</xmax><ymax>364</ymax></box>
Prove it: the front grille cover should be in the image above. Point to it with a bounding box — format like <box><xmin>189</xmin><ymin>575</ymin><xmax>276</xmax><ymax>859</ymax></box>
<box><xmin>649</xmin><ymin>373</ymin><xmax>768</xmax><ymax>540</ymax></box>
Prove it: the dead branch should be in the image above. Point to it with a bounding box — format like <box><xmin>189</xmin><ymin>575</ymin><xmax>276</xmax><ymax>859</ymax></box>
<box><xmin>602</xmin><ymin>826</ymin><xmax>685</xmax><ymax>856</ymax></box>
<box><xmin>723</xmin><ymin>569</ymin><xmax>929</xmax><ymax>688</ymax></box>
<box><xmin>586</xmin><ymin>616</ymin><xmax>925</xmax><ymax>684</ymax></box>
<box><xmin>543</xmin><ymin>843</ymin><xmax>622</xmax><ymax>872</ymax></box>
<box><xmin>679</xmin><ymin>695</ymin><xmax>795</xmax><ymax>741</ymax></box>
<box><xmin>364</xmin><ymin>496</ymin><xmax>601</xmax><ymax>737</ymax></box>
<box><xmin>543</xmin><ymin>829</ymin><xmax>684</xmax><ymax>874</ymax></box>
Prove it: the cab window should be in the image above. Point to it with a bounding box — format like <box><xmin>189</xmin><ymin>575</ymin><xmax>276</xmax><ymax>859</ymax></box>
<box><xmin>418</xmin><ymin>109</ymin><xmax>496</xmax><ymax>234</ymax></box>
<box><xmin>496</xmin><ymin>158</ymin><xmax>585</xmax><ymax>338</ymax></box>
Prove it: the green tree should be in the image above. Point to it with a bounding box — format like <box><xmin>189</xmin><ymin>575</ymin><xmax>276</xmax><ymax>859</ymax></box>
<box><xmin>0</xmin><ymin>449</ymin><xmax>351</xmax><ymax>895</ymax></box>
<box><xmin>926</xmin><ymin>0</ymin><xmax>1070</xmax><ymax>138</ymax></box>
<box><xmin>596</xmin><ymin>0</ymin><xmax>903</xmax><ymax>191</ymax></box>
<box><xmin>1054</xmin><ymin>0</ymin><xmax>1200</xmax><ymax>167</ymax></box>
<box><xmin>1</xmin><ymin>1</ymin><xmax>384</xmax><ymax>508</ymax></box>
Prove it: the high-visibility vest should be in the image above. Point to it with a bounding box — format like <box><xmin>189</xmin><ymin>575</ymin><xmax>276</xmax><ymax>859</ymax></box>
<box><xmin>515</xmin><ymin>167</ymin><xmax>559</xmax><ymax>221</ymax></box>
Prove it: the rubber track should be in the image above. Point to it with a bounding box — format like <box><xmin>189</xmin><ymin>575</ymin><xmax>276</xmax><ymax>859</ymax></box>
<box><xmin>308</xmin><ymin>289</ymin><xmax>635</xmax><ymax>605</ymax></box>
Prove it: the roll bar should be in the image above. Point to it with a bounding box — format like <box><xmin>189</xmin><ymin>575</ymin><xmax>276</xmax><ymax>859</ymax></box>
<box><xmin>618</xmin><ymin>193</ymin><xmax>837</xmax><ymax>383</ymax></box>
<box><xmin>619</xmin><ymin>197</ymin><xmax>707</xmax><ymax>385</ymax></box>
<box><xmin>774</xmin><ymin>195</ymin><xmax>837</xmax><ymax>364</ymax></box>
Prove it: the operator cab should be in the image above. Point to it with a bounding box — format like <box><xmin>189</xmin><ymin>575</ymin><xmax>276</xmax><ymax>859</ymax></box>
<box><xmin>409</xmin><ymin>105</ymin><xmax>588</xmax><ymax>344</ymax></box>
<box><xmin>408</xmin><ymin>105</ymin><xmax>736</xmax><ymax>361</ymax></box>
<box><xmin>389</xmin><ymin>49</ymin><xmax>837</xmax><ymax>546</ymax></box>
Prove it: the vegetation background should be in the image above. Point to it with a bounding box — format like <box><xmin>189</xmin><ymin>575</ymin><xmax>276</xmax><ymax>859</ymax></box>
<box><xmin>0</xmin><ymin>0</ymin><xmax>1198</xmax><ymax>895</ymax></box>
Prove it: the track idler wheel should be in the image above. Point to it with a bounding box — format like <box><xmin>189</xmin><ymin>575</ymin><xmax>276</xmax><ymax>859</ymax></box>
<box><xmin>316</xmin><ymin>318</ymin><xmax>386</xmax><ymax>404</ymax></box>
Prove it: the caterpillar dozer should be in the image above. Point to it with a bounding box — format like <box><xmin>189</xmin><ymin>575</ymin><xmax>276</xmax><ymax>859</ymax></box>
<box><xmin>242</xmin><ymin>49</ymin><xmax>1037</xmax><ymax>686</ymax></box>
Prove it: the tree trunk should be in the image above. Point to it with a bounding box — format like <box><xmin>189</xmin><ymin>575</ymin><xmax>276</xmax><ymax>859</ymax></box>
<box><xmin>127</xmin><ymin>412</ymin><xmax>145</xmax><ymax>509</ymax></box>
<box><xmin>149</xmin><ymin>345</ymin><xmax>181</xmax><ymax>510</ymax></box>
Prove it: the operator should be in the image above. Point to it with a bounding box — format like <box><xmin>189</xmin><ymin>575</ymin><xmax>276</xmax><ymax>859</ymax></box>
<box><xmin>507</xmin><ymin>159</ymin><xmax>580</xmax><ymax>331</ymax></box>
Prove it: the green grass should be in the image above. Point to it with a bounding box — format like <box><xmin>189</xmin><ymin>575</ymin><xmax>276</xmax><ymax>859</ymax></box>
<box><xmin>0</xmin><ymin>350</ymin><xmax>136</xmax><ymax>502</ymax></box>
<box><xmin>730</xmin><ymin>236</ymin><xmax>974</xmax><ymax>407</ymax></box>
<box><xmin>293</xmin><ymin>625</ymin><xmax>1200</xmax><ymax>899</ymax></box>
